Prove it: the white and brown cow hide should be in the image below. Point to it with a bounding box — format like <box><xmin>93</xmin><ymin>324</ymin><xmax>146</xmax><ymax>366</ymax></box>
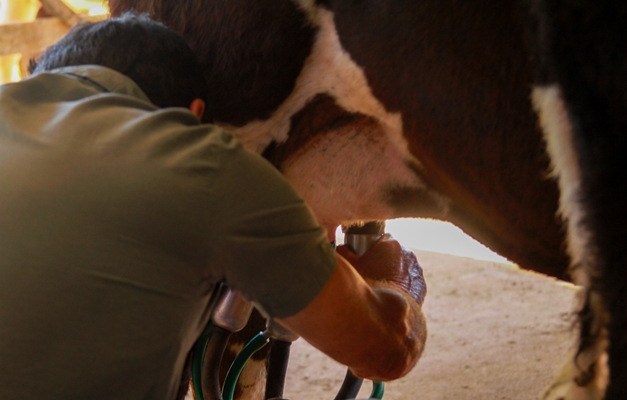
<box><xmin>105</xmin><ymin>0</ymin><xmax>627</xmax><ymax>399</ymax></box>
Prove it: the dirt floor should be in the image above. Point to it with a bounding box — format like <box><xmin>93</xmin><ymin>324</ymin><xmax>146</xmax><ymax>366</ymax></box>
<box><xmin>282</xmin><ymin>250</ymin><xmax>579</xmax><ymax>400</ymax></box>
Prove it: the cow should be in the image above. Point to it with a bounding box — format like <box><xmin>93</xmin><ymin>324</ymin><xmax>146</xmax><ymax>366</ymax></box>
<box><xmin>528</xmin><ymin>1</ymin><xmax>627</xmax><ymax>399</ymax></box>
<box><xmin>104</xmin><ymin>0</ymin><xmax>608</xmax><ymax>399</ymax></box>
<box><xmin>106</xmin><ymin>0</ymin><xmax>569</xmax><ymax>272</ymax></box>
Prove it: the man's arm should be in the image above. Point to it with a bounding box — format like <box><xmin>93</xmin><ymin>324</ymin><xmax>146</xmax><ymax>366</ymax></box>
<box><xmin>277</xmin><ymin>236</ymin><xmax>427</xmax><ymax>382</ymax></box>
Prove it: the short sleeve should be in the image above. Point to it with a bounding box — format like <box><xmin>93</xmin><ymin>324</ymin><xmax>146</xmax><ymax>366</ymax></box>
<box><xmin>210</xmin><ymin>138</ymin><xmax>337</xmax><ymax>318</ymax></box>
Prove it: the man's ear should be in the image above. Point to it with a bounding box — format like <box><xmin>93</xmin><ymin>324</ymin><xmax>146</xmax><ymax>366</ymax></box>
<box><xmin>189</xmin><ymin>98</ymin><xmax>205</xmax><ymax>119</ymax></box>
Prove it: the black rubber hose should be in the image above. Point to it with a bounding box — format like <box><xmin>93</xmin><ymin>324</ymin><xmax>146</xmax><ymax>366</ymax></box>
<box><xmin>264</xmin><ymin>339</ymin><xmax>292</xmax><ymax>399</ymax></box>
<box><xmin>177</xmin><ymin>352</ymin><xmax>194</xmax><ymax>400</ymax></box>
<box><xmin>334</xmin><ymin>370</ymin><xmax>363</xmax><ymax>400</ymax></box>
<box><xmin>197</xmin><ymin>325</ymin><xmax>232</xmax><ymax>400</ymax></box>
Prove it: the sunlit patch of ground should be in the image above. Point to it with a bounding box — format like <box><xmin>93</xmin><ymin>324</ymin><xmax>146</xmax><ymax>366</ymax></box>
<box><xmin>337</xmin><ymin>218</ymin><xmax>512</xmax><ymax>264</ymax></box>
<box><xmin>285</xmin><ymin>249</ymin><xmax>577</xmax><ymax>400</ymax></box>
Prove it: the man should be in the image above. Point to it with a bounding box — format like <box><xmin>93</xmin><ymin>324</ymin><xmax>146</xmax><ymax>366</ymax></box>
<box><xmin>0</xmin><ymin>14</ymin><xmax>427</xmax><ymax>400</ymax></box>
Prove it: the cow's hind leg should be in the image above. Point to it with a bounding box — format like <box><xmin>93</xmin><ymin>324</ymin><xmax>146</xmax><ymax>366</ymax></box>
<box><xmin>541</xmin><ymin>292</ymin><xmax>609</xmax><ymax>400</ymax></box>
<box><xmin>531</xmin><ymin>0</ymin><xmax>627</xmax><ymax>397</ymax></box>
<box><xmin>533</xmin><ymin>85</ymin><xmax>610</xmax><ymax>400</ymax></box>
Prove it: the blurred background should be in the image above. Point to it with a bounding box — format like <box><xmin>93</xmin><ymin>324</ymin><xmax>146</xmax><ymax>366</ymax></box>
<box><xmin>0</xmin><ymin>0</ymin><xmax>107</xmax><ymax>83</ymax></box>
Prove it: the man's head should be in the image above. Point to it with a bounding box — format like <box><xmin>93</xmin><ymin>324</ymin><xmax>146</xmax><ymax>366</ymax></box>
<box><xmin>29</xmin><ymin>13</ymin><xmax>208</xmax><ymax>114</ymax></box>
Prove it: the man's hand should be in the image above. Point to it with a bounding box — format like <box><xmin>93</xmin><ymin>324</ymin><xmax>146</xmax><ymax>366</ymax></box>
<box><xmin>336</xmin><ymin>234</ymin><xmax>427</xmax><ymax>305</ymax></box>
<box><xmin>277</xmin><ymin>235</ymin><xmax>428</xmax><ymax>382</ymax></box>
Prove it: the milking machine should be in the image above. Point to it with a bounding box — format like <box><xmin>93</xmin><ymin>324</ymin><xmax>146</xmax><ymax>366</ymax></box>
<box><xmin>191</xmin><ymin>221</ymin><xmax>387</xmax><ymax>400</ymax></box>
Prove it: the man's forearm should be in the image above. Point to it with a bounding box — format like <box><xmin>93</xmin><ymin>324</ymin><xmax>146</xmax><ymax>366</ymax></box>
<box><xmin>277</xmin><ymin>256</ymin><xmax>427</xmax><ymax>382</ymax></box>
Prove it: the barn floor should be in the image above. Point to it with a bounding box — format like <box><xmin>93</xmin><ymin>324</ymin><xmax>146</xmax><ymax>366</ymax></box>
<box><xmin>282</xmin><ymin>250</ymin><xmax>578</xmax><ymax>400</ymax></box>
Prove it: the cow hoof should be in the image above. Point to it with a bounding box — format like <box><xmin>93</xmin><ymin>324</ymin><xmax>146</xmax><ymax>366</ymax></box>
<box><xmin>542</xmin><ymin>350</ymin><xmax>608</xmax><ymax>400</ymax></box>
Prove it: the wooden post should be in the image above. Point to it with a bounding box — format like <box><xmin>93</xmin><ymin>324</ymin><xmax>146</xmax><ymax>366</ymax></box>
<box><xmin>39</xmin><ymin>0</ymin><xmax>81</xmax><ymax>27</ymax></box>
<box><xmin>0</xmin><ymin>0</ymin><xmax>41</xmax><ymax>82</ymax></box>
<box><xmin>0</xmin><ymin>1</ymin><xmax>107</xmax><ymax>82</ymax></box>
<box><xmin>0</xmin><ymin>15</ymin><xmax>105</xmax><ymax>57</ymax></box>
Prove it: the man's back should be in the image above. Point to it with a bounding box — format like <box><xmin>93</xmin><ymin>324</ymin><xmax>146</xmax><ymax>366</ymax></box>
<box><xmin>0</xmin><ymin>66</ymin><xmax>336</xmax><ymax>400</ymax></box>
<box><xmin>0</xmin><ymin>66</ymin><xmax>219</xmax><ymax>400</ymax></box>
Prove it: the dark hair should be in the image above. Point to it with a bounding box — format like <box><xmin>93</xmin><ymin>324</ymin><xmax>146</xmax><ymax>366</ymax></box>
<box><xmin>29</xmin><ymin>13</ymin><xmax>208</xmax><ymax>110</ymax></box>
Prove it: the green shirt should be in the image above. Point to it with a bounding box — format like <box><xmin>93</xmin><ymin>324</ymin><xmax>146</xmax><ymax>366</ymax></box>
<box><xmin>0</xmin><ymin>65</ymin><xmax>336</xmax><ymax>400</ymax></box>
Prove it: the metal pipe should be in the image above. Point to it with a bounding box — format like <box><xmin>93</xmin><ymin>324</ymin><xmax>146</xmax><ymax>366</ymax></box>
<box><xmin>211</xmin><ymin>289</ymin><xmax>254</xmax><ymax>332</ymax></box>
<box><xmin>266</xmin><ymin>319</ymin><xmax>299</xmax><ymax>343</ymax></box>
<box><xmin>342</xmin><ymin>221</ymin><xmax>386</xmax><ymax>256</ymax></box>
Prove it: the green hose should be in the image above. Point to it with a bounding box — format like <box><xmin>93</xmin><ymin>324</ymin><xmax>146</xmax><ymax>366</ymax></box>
<box><xmin>370</xmin><ymin>381</ymin><xmax>385</xmax><ymax>399</ymax></box>
<box><xmin>222</xmin><ymin>331</ymin><xmax>270</xmax><ymax>400</ymax></box>
<box><xmin>192</xmin><ymin>325</ymin><xmax>383</xmax><ymax>400</ymax></box>
<box><xmin>191</xmin><ymin>322</ymin><xmax>215</xmax><ymax>400</ymax></box>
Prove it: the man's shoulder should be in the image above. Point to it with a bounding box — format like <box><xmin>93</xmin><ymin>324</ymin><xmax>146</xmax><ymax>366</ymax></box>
<box><xmin>0</xmin><ymin>67</ymin><xmax>232</xmax><ymax>182</ymax></box>
<box><xmin>0</xmin><ymin>66</ymin><xmax>155</xmax><ymax>123</ymax></box>
<box><xmin>47</xmin><ymin>65</ymin><xmax>153</xmax><ymax>104</ymax></box>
